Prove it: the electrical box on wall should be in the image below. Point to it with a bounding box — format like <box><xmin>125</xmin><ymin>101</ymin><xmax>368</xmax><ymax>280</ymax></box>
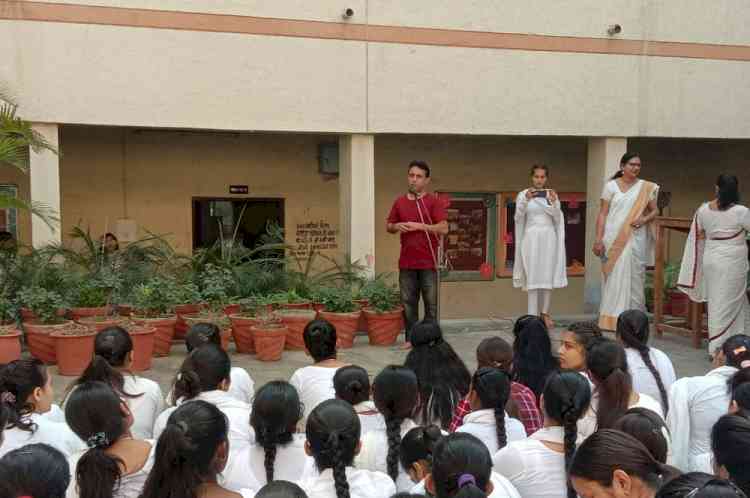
<box><xmin>318</xmin><ymin>142</ymin><xmax>339</xmax><ymax>175</ymax></box>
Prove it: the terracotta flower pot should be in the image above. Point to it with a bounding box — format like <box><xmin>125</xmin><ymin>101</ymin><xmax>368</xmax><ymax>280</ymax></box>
<box><xmin>128</xmin><ymin>326</ymin><xmax>156</xmax><ymax>372</ymax></box>
<box><xmin>279</xmin><ymin>310</ymin><xmax>317</xmax><ymax>350</ymax></box>
<box><xmin>117</xmin><ymin>304</ymin><xmax>134</xmax><ymax>317</ymax></box>
<box><xmin>252</xmin><ymin>324</ymin><xmax>287</xmax><ymax>361</ymax></box>
<box><xmin>174</xmin><ymin>303</ymin><xmax>203</xmax><ymax>340</ymax></box>
<box><xmin>77</xmin><ymin>315</ymin><xmax>125</xmax><ymax>332</ymax></box>
<box><xmin>223</xmin><ymin>304</ymin><xmax>241</xmax><ymax>316</ymax></box>
<box><xmin>229</xmin><ymin>314</ymin><xmax>258</xmax><ymax>354</ymax></box>
<box><xmin>133</xmin><ymin>316</ymin><xmax>177</xmax><ymax>357</ymax></box>
<box><xmin>51</xmin><ymin>328</ymin><xmax>97</xmax><ymax>376</ymax></box>
<box><xmin>69</xmin><ymin>306</ymin><xmax>111</xmax><ymax>321</ymax></box>
<box><xmin>220</xmin><ymin>328</ymin><xmax>232</xmax><ymax>351</ymax></box>
<box><xmin>0</xmin><ymin>327</ymin><xmax>22</xmax><ymax>364</ymax></box>
<box><xmin>21</xmin><ymin>308</ymin><xmax>67</xmax><ymax>322</ymax></box>
<box><xmin>282</xmin><ymin>302</ymin><xmax>312</xmax><ymax>311</ymax></box>
<box><xmin>364</xmin><ymin>308</ymin><xmax>403</xmax><ymax>346</ymax></box>
<box><xmin>319</xmin><ymin>310</ymin><xmax>360</xmax><ymax>349</ymax></box>
<box><xmin>24</xmin><ymin>321</ymin><xmax>73</xmax><ymax>364</ymax></box>
<box><xmin>354</xmin><ymin>299</ymin><xmax>369</xmax><ymax>333</ymax></box>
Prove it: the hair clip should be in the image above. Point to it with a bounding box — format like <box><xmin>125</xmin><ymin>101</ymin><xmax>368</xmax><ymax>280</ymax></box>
<box><xmin>458</xmin><ymin>473</ymin><xmax>476</xmax><ymax>488</ymax></box>
<box><xmin>741</xmin><ymin>360</ymin><xmax>750</xmax><ymax>369</ymax></box>
<box><xmin>733</xmin><ymin>346</ymin><xmax>747</xmax><ymax>355</ymax></box>
<box><xmin>86</xmin><ymin>432</ymin><xmax>109</xmax><ymax>448</ymax></box>
<box><xmin>0</xmin><ymin>391</ymin><xmax>16</xmax><ymax>404</ymax></box>
<box><xmin>176</xmin><ymin>372</ymin><xmax>183</xmax><ymax>382</ymax></box>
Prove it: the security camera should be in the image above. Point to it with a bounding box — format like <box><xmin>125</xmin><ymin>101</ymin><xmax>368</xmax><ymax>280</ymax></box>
<box><xmin>607</xmin><ymin>24</ymin><xmax>622</xmax><ymax>36</ymax></box>
<box><xmin>342</xmin><ymin>8</ymin><xmax>354</xmax><ymax>19</ymax></box>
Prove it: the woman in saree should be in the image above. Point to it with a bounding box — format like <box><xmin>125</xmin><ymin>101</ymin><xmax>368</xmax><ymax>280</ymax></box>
<box><xmin>593</xmin><ymin>152</ymin><xmax>659</xmax><ymax>331</ymax></box>
<box><xmin>678</xmin><ymin>174</ymin><xmax>750</xmax><ymax>356</ymax></box>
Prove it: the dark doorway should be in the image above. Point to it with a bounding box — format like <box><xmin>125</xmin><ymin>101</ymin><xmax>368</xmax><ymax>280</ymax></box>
<box><xmin>192</xmin><ymin>198</ymin><xmax>284</xmax><ymax>251</ymax></box>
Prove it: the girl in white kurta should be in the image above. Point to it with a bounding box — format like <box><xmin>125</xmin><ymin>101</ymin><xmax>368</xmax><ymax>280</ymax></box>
<box><xmin>456</xmin><ymin>367</ymin><xmax>526</xmax><ymax>456</ymax></box>
<box><xmin>153</xmin><ymin>345</ymin><xmax>254</xmax><ymax>452</ymax></box>
<box><xmin>65</xmin><ymin>327</ymin><xmax>166</xmax><ymax>440</ymax></box>
<box><xmin>299</xmin><ymin>399</ymin><xmax>396</xmax><ymax>498</ymax></box>
<box><xmin>513</xmin><ymin>165</ymin><xmax>567</xmax><ymax>327</ymax></box>
<box><xmin>593</xmin><ymin>153</ymin><xmax>659</xmax><ymax>331</ymax></box>
<box><xmin>0</xmin><ymin>359</ymin><xmax>84</xmax><ymax>459</ymax></box>
<box><xmin>493</xmin><ymin>372</ymin><xmax>592</xmax><ymax>498</ymax></box>
<box><xmin>140</xmin><ymin>401</ymin><xmax>258</xmax><ymax>498</ymax></box>
<box><xmin>223</xmin><ymin>381</ymin><xmax>312</xmax><ymax>490</ymax></box>
<box><xmin>64</xmin><ymin>382</ymin><xmax>155</xmax><ymax>498</ymax></box>
<box><xmin>678</xmin><ymin>175</ymin><xmax>750</xmax><ymax>355</ymax></box>
<box><xmin>577</xmin><ymin>339</ymin><xmax>664</xmax><ymax>441</ymax></box>
<box><xmin>667</xmin><ymin>335</ymin><xmax>750</xmax><ymax>472</ymax></box>
<box><xmin>333</xmin><ymin>365</ymin><xmax>384</xmax><ymax>436</ymax></box>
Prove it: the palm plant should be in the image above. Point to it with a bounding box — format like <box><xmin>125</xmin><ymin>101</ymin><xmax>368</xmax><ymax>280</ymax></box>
<box><xmin>0</xmin><ymin>91</ymin><xmax>59</xmax><ymax>230</ymax></box>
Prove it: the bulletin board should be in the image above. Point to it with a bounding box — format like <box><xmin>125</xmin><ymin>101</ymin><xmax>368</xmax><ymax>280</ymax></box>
<box><xmin>439</xmin><ymin>192</ymin><xmax>497</xmax><ymax>281</ymax></box>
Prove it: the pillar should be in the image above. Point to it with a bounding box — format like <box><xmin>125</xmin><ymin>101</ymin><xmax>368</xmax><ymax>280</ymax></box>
<box><xmin>584</xmin><ymin>137</ymin><xmax>627</xmax><ymax>313</ymax></box>
<box><xmin>338</xmin><ymin>134</ymin><xmax>376</xmax><ymax>278</ymax></box>
<box><xmin>29</xmin><ymin>123</ymin><xmax>61</xmax><ymax>247</ymax></box>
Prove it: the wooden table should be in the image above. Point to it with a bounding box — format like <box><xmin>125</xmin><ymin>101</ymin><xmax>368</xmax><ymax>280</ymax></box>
<box><xmin>653</xmin><ymin>216</ymin><xmax>707</xmax><ymax>349</ymax></box>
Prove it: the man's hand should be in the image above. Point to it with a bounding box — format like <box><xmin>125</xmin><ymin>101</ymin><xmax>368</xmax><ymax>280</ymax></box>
<box><xmin>402</xmin><ymin>222</ymin><xmax>424</xmax><ymax>232</ymax></box>
<box><xmin>548</xmin><ymin>190</ymin><xmax>558</xmax><ymax>203</ymax></box>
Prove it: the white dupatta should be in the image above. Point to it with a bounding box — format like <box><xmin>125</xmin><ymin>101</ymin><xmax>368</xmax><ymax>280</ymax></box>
<box><xmin>677</xmin><ymin>206</ymin><xmax>707</xmax><ymax>302</ymax></box>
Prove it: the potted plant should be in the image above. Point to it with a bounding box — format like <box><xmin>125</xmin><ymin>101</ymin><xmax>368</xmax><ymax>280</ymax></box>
<box><xmin>228</xmin><ymin>297</ymin><xmax>265</xmax><ymax>354</ymax></box>
<box><xmin>131</xmin><ymin>276</ymin><xmax>178</xmax><ymax>357</ymax></box>
<box><xmin>251</xmin><ymin>311</ymin><xmax>287</xmax><ymax>361</ymax></box>
<box><xmin>318</xmin><ymin>287</ymin><xmax>360</xmax><ymax>348</ymax></box>
<box><xmin>66</xmin><ymin>274</ymin><xmax>115</xmax><ymax>321</ymax></box>
<box><xmin>17</xmin><ymin>286</ymin><xmax>71</xmax><ymax>364</ymax></box>
<box><xmin>170</xmin><ymin>281</ymin><xmax>203</xmax><ymax>341</ymax></box>
<box><xmin>51</xmin><ymin>322</ymin><xmax>98</xmax><ymax>376</ymax></box>
<box><xmin>663</xmin><ymin>263</ymin><xmax>688</xmax><ymax>317</ymax></box>
<box><xmin>269</xmin><ymin>289</ymin><xmax>312</xmax><ymax>311</ymax></box>
<box><xmin>0</xmin><ymin>297</ymin><xmax>22</xmax><ymax>363</ymax></box>
<box><xmin>186</xmin><ymin>265</ymin><xmax>235</xmax><ymax>349</ymax></box>
<box><xmin>362</xmin><ymin>279</ymin><xmax>403</xmax><ymax>346</ymax></box>
<box><xmin>277</xmin><ymin>300</ymin><xmax>317</xmax><ymax>351</ymax></box>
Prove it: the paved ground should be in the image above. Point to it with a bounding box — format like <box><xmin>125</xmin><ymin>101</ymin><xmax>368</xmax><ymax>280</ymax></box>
<box><xmin>49</xmin><ymin>315</ymin><xmax>712</xmax><ymax>402</ymax></box>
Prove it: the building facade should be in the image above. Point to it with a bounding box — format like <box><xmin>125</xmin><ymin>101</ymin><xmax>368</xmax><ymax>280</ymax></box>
<box><xmin>2</xmin><ymin>0</ymin><xmax>749</xmax><ymax>317</ymax></box>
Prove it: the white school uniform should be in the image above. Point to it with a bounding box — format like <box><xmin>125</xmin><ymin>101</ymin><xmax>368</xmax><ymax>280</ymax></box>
<box><xmin>289</xmin><ymin>365</ymin><xmax>340</xmax><ymax>425</ymax></box>
<box><xmin>625</xmin><ymin>347</ymin><xmax>676</xmax><ymax>408</ymax></box>
<box><xmin>668</xmin><ymin>365</ymin><xmax>736</xmax><ymax>472</ymax></box>
<box><xmin>577</xmin><ymin>390</ymin><xmax>664</xmax><ymax>441</ymax></box>
<box><xmin>122</xmin><ymin>375</ymin><xmax>165</xmax><ymax>440</ymax></box>
<box><xmin>456</xmin><ymin>409</ymin><xmax>527</xmax><ymax>455</ymax></box>
<box><xmin>42</xmin><ymin>403</ymin><xmax>66</xmax><ymax>423</ymax></box>
<box><xmin>411</xmin><ymin>471</ymin><xmax>522</xmax><ymax>498</ymax></box>
<box><xmin>222</xmin><ymin>434</ymin><xmax>313</xmax><ymax>489</ymax></box>
<box><xmin>493</xmin><ymin>426</ymin><xmax>571</xmax><ymax>498</ymax></box>
<box><xmin>353</xmin><ymin>400</ymin><xmax>384</xmax><ymax>436</ymax></box>
<box><xmin>0</xmin><ymin>412</ymin><xmax>85</xmax><ymax>458</ymax></box>
<box><xmin>66</xmin><ymin>440</ymin><xmax>155</xmax><ymax>498</ymax></box>
<box><xmin>228</xmin><ymin>367</ymin><xmax>255</xmax><ymax>405</ymax></box>
<box><xmin>153</xmin><ymin>390</ymin><xmax>254</xmax><ymax>450</ymax></box>
<box><xmin>297</xmin><ymin>467</ymin><xmax>396</xmax><ymax>498</ymax></box>
<box><xmin>355</xmin><ymin>418</ymin><xmax>419</xmax><ymax>491</ymax></box>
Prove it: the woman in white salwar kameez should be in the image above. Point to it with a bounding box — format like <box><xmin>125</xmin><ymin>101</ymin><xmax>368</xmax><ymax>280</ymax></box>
<box><xmin>678</xmin><ymin>174</ymin><xmax>750</xmax><ymax>356</ymax></box>
<box><xmin>513</xmin><ymin>165</ymin><xmax>567</xmax><ymax>328</ymax></box>
<box><xmin>593</xmin><ymin>153</ymin><xmax>659</xmax><ymax>331</ymax></box>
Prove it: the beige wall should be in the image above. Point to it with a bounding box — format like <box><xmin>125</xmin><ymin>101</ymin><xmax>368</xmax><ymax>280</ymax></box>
<box><xmin>27</xmin><ymin>0</ymin><xmax>750</xmax><ymax>45</ymax></box>
<box><xmin>2</xmin><ymin>128</ymin><xmax>749</xmax><ymax>317</ymax></box>
<box><xmin>3</xmin><ymin>2</ymin><xmax>750</xmax><ymax>138</ymax></box>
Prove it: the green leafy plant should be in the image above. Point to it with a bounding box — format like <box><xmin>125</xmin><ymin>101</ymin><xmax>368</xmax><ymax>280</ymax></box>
<box><xmin>361</xmin><ymin>278</ymin><xmax>400</xmax><ymax>313</ymax></box>
<box><xmin>318</xmin><ymin>287</ymin><xmax>358</xmax><ymax>313</ymax></box>
<box><xmin>267</xmin><ymin>289</ymin><xmax>309</xmax><ymax>306</ymax></box>
<box><xmin>169</xmin><ymin>281</ymin><xmax>202</xmax><ymax>305</ymax></box>
<box><xmin>198</xmin><ymin>264</ymin><xmax>237</xmax><ymax>312</ymax></box>
<box><xmin>0</xmin><ymin>295</ymin><xmax>16</xmax><ymax>324</ymax></box>
<box><xmin>131</xmin><ymin>276</ymin><xmax>178</xmax><ymax>317</ymax></box>
<box><xmin>17</xmin><ymin>285</ymin><xmax>66</xmax><ymax>324</ymax></box>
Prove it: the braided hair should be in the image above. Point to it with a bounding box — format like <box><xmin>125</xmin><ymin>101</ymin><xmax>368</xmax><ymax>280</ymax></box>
<box><xmin>250</xmin><ymin>381</ymin><xmax>303</xmax><ymax>484</ymax></box>
<box><xmin>541</xmin><ymin>372</ymin><xmax>592</xmax><ymax>498</ymax></box>
<box><xmin>617</xmin><ymin>310</ymin><xmax>669</xmax><ymax>414</ymax></box>
<box><xmin>400</xmin><ymin>425</ymin><xmax>443</xmax><ymax>477</ymax></box>
<box><xmin>373</xmin><ymin>365</ymin><xmax>419</xmax><ymax>482</ymax></box>
<box><xmin>306</xmin><ymin>399</ymin><xmax>361</xmax><ymax>498</ymax></box>
<box><xmin>471</xmin><ymin>367</ymin><xmax>511</xmax><ymax>451</ymax></box>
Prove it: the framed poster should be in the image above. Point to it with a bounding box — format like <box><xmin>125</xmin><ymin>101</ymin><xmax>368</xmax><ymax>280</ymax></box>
<box><xmin>439</xmin><ymin>192</ymin><xmax>497</xmax><ymax>281</ymax></box>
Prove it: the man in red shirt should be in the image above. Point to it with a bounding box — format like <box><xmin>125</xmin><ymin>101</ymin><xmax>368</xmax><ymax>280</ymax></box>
<box><xmin>387</xmin><ymin>160</ymin><xmax>448</xmax><ymax>344</ymax></box>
